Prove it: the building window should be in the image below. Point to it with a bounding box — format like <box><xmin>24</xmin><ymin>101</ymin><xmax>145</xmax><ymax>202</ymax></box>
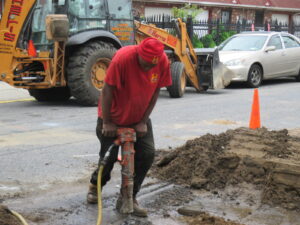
<box><xmin>221</xmin><ymin>10</ymin><xmax>231</xmax><ymax>23</ymax></box>
<box><xmin>255</xmin><ymin>11</ymin><xmax>264</xmax><ymax>26</ymax></box>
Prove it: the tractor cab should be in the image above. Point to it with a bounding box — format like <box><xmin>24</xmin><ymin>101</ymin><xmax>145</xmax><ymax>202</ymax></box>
<box><xmin>30</xmin><ymin>0</ymin><xmax>134</xmax><ymax>50</ymax></box>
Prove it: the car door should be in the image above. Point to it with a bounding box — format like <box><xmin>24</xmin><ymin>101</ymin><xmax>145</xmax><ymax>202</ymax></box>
<box><xmin>262</xmin><ymin>34</ymin><xmax>286</xmax><ymax>78</ymax></box>
<box><xmin>281</xmin><ymin>35</ymin><xmax>300</xmax><ymax>76</ymax></box>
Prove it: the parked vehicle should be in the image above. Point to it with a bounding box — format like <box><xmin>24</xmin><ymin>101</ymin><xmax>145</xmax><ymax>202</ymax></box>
<box><xmin>218</xmin><ymin>32</ymin><xmax>300</xmax><ymax>87</ymax></box>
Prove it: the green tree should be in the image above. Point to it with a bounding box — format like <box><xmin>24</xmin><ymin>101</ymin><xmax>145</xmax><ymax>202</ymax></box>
<box><xmin>171</xmin><ymin>4</ymin><xmax>202</xmax><ymax>21</ymax></box>
<box><xmin>172</xmin><ymin>4</ymin><xmax>203</xmax><ymax>47</ymax></box>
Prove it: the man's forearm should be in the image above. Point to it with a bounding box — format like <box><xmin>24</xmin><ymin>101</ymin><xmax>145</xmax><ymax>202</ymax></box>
<box><xmin>101</xmin><ymin>83</ymin><xmax>114</xmax><ymax>124</ymax></box>
<box><xmin>141</xmin><ymin>88</ymin><xmax>160</xmax><ymax>123</ymax></box>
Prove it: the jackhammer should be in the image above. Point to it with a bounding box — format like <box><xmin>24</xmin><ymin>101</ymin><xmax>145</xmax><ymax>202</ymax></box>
<box><xmin>96</xmin><ymin>128</ymin><xmax>136</xmax><ymax>225</ymax></box>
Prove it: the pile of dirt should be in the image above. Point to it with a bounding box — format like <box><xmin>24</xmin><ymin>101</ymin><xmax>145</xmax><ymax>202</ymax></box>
<box><xmin>151</xmin><ymin>127</ymin><xmax>300</xmax><ymax>210</ymax></box>
<box><xmin>0</xmin><ymin>205</ymin><xmax>22</xmax><ymax>225</ymax></box>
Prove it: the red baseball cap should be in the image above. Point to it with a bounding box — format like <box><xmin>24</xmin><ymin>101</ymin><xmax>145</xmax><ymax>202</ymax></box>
<box><xmin>137</xmin><ymin>37</ymin><xmax>164</xmax><ymax>64</ymax></box>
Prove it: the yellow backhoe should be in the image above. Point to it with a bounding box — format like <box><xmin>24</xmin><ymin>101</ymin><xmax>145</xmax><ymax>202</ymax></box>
<box><xmin>0</xmin><ymin>0</ymin><xmax>232</xmax><ymax>105</ymax></box>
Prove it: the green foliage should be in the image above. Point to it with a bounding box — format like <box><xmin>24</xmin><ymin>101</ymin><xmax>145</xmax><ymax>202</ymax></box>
<box><xmin>192</xmin><ymin>29</ymin><xmax>236</xmax><ymax>48</ymax></box>
<box><xmin>192</xmin><ymin>34</ymin><xmax>204</xmax><ymax>48</ymax></box>
<box><xmin>171</xmin><ymin>4</ymin><xmax>202</xmax><ymax>20</ymax></box>
<box><xmin>201</xmin><ymin>34</ymin><xmax>216</xmax><ymax>48</ymax></box>
<box><xmin>211</xmin><ymin>25</ymin><xmax>236</xmax><ymax>45</ymax></box>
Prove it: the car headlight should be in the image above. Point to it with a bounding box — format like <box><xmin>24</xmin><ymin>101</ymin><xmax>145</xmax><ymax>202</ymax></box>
<box><xmin>224</xmin><ymin>59</ymin><xmax>243</xmax><ymax>66</ymax></box>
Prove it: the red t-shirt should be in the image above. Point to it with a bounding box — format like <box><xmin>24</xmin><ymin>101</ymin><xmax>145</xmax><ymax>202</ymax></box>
<box><xmin>98</xmin><ymin>45</ymin><xmax>172</xmax><ymax>126</ymax></box>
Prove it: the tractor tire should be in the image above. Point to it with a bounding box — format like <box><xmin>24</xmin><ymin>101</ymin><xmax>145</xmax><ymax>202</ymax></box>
<box><xmin>28</xmin><ymin>87</ymin><xmax>71</xmax><ymax>102</ymax></box>
<box><xmin>67</xmin><ymin>41</ymin><xmax>117</xmax><ymax>106</ymax></box>
<box><xmin>247</xmin><ymin>64</ymin><xmax>263</xmax><ymax>88</ymax></box>
<box><xmin>167</xmin><ymin>62</ymin><xmax>186</xmax><ymax>98</ymax></box>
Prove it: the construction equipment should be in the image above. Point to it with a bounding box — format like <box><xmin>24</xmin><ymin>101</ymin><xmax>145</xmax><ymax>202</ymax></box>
<box><xmin>97</xmin><ymin>128</ymin><xmax>136</xmax><ymax>224</ymax></box>
<box><xmin>0</xmin><ymin>0</ymin><xmax>232</xmax><ymax>105</ymax></box>
<box><xmin>135</xmin><ymin>18</ymin><xmax>234</xmax><ymax>97</ymax></box>
<box><xmin>0</xmin><ymin>0</ymin><xmax>134</xmax><ymax>105</ymax></box>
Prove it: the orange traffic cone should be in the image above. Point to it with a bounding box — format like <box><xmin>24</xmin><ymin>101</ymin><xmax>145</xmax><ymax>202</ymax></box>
<box><xmin>28</xmin><ymin>40</ymin><xmax>37</xmax><ymax>57</ymax></box>
<box><xmin>249</xmin><ymin>88</ymin><xmax>261</xmax><ymax>129</ymax></box>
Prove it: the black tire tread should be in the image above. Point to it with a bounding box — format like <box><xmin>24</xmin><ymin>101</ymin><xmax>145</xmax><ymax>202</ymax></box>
<box><xmin>168</xmin><ymin>62</ymin><xmax>185</xmax><ymax>98</ymax></box>
<box><xmin>67</xmin><ymin>41</ymin><xmax>116</xmax><ymax>106</ymax></box>
<box><xmin>247</xmin><ymin>64</ymin><xmax>263</xmax><ymax>88</ymax></box>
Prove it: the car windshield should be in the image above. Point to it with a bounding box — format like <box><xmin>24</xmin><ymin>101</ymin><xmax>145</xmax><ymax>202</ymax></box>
<box><xmin>219</xmin><ymin>35</ymin><xmax>268</xmax><ymax>51</ymax></box>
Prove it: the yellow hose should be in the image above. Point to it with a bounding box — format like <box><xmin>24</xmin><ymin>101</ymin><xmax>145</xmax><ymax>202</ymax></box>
<box><xmin>96</xmin><ymin>165</ymin><xmax>104</xmax><ymax>225</ymax></box>
<box><xmin>8</xmin><ymin>166</ymin><xmax>104</xmax><ymax>225</ymax></box>
<box><xmin>6</xmin><ymin>166</ymin><xmax>104</xmax><ymax>225</ymax></box>
<box><xmin>11</xmin><ymin>210</ymin><xmax>29</xmax><ymax>225</ymax></box>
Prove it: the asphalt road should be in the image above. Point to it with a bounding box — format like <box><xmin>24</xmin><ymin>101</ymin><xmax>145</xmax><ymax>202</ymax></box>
<box><xmin>0</xmin><ymin>79</ymin><xmax>300</xmax><ymax>224</ymax></box>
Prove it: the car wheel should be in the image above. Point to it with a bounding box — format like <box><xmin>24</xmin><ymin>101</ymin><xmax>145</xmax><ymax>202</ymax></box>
<box><xmin>247</xmin><ymin>64</ymin><xmax>263</xmax><ymax>88</ymax></box>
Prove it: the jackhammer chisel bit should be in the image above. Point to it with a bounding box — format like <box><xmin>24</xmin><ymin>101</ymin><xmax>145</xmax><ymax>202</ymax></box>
<box><xmin>115</xmin><ymin>128</ymin><xmax>136</xmax><ymax>214</ymax></box>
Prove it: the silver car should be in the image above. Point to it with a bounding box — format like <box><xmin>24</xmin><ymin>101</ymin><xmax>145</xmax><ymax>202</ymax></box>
<box><xmin>218</xmin><ymin>32</ymin><xmax>300</xmax><ymax>87</ymax></box>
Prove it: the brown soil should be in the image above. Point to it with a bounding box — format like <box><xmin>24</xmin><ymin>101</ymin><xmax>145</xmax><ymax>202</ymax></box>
<box><xmin>178</xmin><ymin>206</ymin><xmax>245</xmax><ymax>225</ymax></box>
<box><xmin>0</xmin><ymin>205</ymin><xmax>22</xmax><ymax>225</ymax></box>
<box><xmin>183</xmin><ymin>213</ymin><xmax>244</xmax><ymax>225</ymax></box>
<box><xmin>151</xmin><ymin>127</ymin><xmax>300</xmax><ymax>210</ymax></box>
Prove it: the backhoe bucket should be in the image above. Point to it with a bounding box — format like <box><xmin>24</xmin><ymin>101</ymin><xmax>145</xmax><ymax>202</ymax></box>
<box><xmin>211</xmin><ymin>49</ymin><xmax>235</xmax><ymax>89</ymax></box>
<box><xmin>195</xmin><ymin>48</ymin><xmax>235</xmax><ymax>90</ymax></box>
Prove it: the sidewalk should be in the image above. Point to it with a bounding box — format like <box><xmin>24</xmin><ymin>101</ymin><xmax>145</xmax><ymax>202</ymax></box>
<box><xmin>0</xmin><ymin>81</ymin><xmax>32</xmax><ymax>101</ymax></box>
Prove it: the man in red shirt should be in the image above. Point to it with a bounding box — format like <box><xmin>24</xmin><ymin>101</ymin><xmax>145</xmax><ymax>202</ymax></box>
<box><xmin>87</xmin><ymin>37</ymin><xmax>172</xmax><ymax>217</ymax></box>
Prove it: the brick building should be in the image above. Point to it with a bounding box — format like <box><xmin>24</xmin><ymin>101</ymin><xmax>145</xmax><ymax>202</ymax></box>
<box><xmin>133</xmin><ymin>0</ymin><xmax>300</xmax><ymax>26</ymax></box>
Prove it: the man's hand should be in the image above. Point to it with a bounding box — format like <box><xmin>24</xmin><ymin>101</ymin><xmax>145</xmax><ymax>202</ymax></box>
<box><xmin>102</xmin><ymin>122</ymin><xmax>117</xmax><ymax>137</ymax></box>
<box><xmin>134</xmin><ymin>122</ymin><xmax>147</xmax><ymax>137</ymax></box>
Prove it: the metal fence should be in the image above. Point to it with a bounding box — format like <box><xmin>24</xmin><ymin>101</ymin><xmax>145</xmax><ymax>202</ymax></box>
<box><xmin>144</xmin><ymin>15</ymin><xmax>300</xmax><ymax>44</ymax></box>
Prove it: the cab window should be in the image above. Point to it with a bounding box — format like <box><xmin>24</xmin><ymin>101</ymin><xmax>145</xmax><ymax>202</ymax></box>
<box><xmin>32</xmin><ymin>0</ymin><xmax>67</xmax><ymax>49</ymax></box>
<box><xmin>68</xmin><ymin>0</ymin><xmax>107</xmax><ymax>33</ymax></box>
<box><xmin>267</xmin><ymin>35</ymin><xmax>282</xmax><ymax>50</ymax></box>
<box><xmin>32</xmin><ymin>0</ymin><xmax>54</xmax><ymax>33</ymax></box>
<box><xmin>68</xmin><ymin>0</ymin><xmax>106</xmax><ymax>18</ymax></box>
<box><xmin>107</xmin><ymin>0</ymin><xmax>132</xmax><ymax>19</ymax></box>
<box><xmin>0</xmin><ymin>0</ymin><xmax>4</xmax><ymax>20</ymax></box>
<box><xmin>282</xmin><ymin>36</ymin><xmax>300</xmax><ymax>48</ymax></box>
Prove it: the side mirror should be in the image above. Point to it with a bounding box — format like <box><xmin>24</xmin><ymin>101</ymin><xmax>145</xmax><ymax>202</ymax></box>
<box><xmin>265</xmin><ymin>46</ymin><xmax>276</xmax><ymax>52</ymax></box>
